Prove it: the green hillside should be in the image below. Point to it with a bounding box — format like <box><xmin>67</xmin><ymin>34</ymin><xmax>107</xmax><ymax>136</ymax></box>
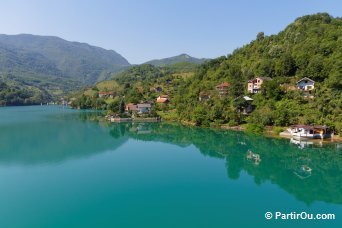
<box><xmin>70</xmin><ymin>13</ymin><xmax>342</xmax><ymax>133</ymax></box>
<box><xmin>70</xmin><ymin>63</ymin><xmax>193</xmax><ymax>110</ymax></box>
<box><xmin>173</xmin><ymin>13</ymin><xmax>341</xmax><ymax>130</ymax></box>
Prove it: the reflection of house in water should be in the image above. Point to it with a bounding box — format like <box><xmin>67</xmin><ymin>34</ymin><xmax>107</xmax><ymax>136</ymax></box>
<box><xmin>294</xmin><ymin>157</ymin><xmax>312</xmax><ymax>179</ymax></box>
<box><xmin>336</xmin><ymin>144</ymin><xmax>342</xmax><ymax>150</ymax></box>
<box><xmin>294</xmin><ymin>165</ymin><xmax>312</xmax><ymax>179</ymax></box>
<box><xmin>290</xmin><ymin>138</ymin><xmax>324</xmax><ymax>149</ymax></box>
<box><xmin>129</xmin><ymin>123</ymin><xmax>152</xmax><ymax>134</ymax></box>
<box><xmin>290</xmin><ymin>138</ymin><xmax>314</xmax><ymax>149</ymax></box>
<box><xmin>246</xmin><ymin>149</ymin><xmax>261</xmax><ymax>165</ymax></box>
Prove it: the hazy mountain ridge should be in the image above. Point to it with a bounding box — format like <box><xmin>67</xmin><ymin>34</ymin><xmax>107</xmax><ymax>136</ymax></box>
<box><xmin>144</xmin><ymin>54</ymin><xmax>208</xmax><ymax>66</ymax></box>
<box><xmin>0</xmin><ymin>34</ymin><xmax>130</xmax><ymax>84</ymax></box>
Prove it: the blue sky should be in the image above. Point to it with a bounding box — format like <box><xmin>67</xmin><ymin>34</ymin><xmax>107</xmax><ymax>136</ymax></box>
<box><xmin>0</xmin><ymin>0</ymin><xmax>341</xmax><ymax>64</ymax></box>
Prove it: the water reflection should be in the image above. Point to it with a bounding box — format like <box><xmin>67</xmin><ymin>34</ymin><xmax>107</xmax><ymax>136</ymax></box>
<box><xmin>122</xmin><ymin>122</ymin><xmax>342</xmax><ymax>205</ymax></box>
<box><xmin>0</xmin><ymin>108</ymin><xmax>341</xmax><ymax>206</ymax></box>
<box><xmin>0</xmin><ymin>109</ymin><xmax>128</xmax><ymax>165</ymax></box>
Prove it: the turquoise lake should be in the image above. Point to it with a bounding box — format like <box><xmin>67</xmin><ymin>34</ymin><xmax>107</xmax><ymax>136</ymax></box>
<box><xmin>0</xmin><ymin>106</ymin><xmax>341</xmax><ymax>228</ymax></box>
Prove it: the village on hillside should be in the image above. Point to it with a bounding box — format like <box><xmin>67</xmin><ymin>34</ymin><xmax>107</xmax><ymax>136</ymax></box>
<box><xmin>70</xmin><ymin>75</ymin><xmax>333</xmax><ymax>139</ymax></box>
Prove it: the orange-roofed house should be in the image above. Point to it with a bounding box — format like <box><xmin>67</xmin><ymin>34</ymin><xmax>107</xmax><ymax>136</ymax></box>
<box><xmin>216</xmin><ymin>82</ymin><xmax>230</xmax><ymax>95</ymax></box>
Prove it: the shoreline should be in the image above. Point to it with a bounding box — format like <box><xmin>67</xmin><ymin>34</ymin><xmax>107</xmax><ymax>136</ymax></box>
<box><xmin>72</xmin><ymin>107</ymin><xmax>342</xmax><ymax>144</ymax></box>
<box><xmin>176</xmin><ymin>120</ymin><xmax>342</xmax><ymax>143</ymax></box>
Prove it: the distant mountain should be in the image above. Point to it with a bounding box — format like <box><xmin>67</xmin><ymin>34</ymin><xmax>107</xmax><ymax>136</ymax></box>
<box><xmin>0</xmin><ymin>34</ymin><xmax>130</xmax><ymax>84</ymax></box>
<box><xmin>144</xmin><ymin>54</ymin><xmax>208</xmax><ymax>66</ymax></box>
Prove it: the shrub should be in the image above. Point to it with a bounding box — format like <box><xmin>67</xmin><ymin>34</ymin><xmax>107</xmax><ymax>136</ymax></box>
<box><xmin>245</xmin><ymin>124</ymin><xmax>265</xmax><ymax>134</ymax></box>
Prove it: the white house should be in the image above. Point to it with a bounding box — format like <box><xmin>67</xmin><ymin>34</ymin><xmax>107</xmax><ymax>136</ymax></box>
<box><xmin>296</xmin><ymin>77</ymin><xmax>315</xmax><ymax>91</ymax></box>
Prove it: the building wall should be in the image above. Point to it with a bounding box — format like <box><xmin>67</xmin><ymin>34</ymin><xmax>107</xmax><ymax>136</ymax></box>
<box><xmin>297</xmin><ymin>80</ymin><xmax>314</xmax><ymax>90</ymax></box>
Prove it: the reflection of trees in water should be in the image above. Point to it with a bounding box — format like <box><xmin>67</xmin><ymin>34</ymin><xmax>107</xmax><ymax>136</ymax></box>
<box><xmin>0</xmin><ymin>110</ymin><xmax>127</xmax><ymax>165</ymax></box>
<box><xmin>110</xmin><ymin>123</ymin><xmax>129</xmax><ymax>139</ymax></box>
<box><xmin>123</xmin><ymin>122</ymin><xmax>342</xmax><ymax>205</ymax></box>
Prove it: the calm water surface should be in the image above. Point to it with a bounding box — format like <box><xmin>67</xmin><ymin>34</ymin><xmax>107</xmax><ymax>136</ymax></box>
<box><xmin>0</xmin><ymin>106</ymin><xmax>341</xmax><ymax>228</ymax></box>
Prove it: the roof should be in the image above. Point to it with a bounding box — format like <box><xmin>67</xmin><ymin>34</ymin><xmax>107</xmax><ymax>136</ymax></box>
<box><xmin>216</xmin><ymin>82</ymin><xmax>230</xmax><ymax>88</ymax></box>
<box><xmin>99</xmin><ymin>91</ymin><xmax>114</xmax><ymax>95</ymax></box>
<box><xmin>126</xmin><ymin>103</ymin><xmax>138</xmax><ymax>111</ymax></box>
<box><xmin>257</xmin><ymin>77</ymin><xmax>272</xmax><ymax>81</ymax></box>
<box><xmin>248</xmin><ymin>77</ymin><xmax>272</xmax><ymax>82</ymax></box>
<box><xmin>137</xmin><ymin>103</ymin><xmax>151</xmax><ymax>108</ymax></box>
<box><xmin>296</xmin><ymin>77</ymin><xmax>315</xmax><ymax>84</ymax></box>
<box><xmin>243</xmin><ymin>96</ymin><xmax>253</xmax><ymax>101</ymax></box>
<box><xmin>290</xmin><ymin>125</ymin><xmax>328</xmax><ymax>130</ymax></box>
<box><xmin>156</xmin><ymin>98</ymin><xmax>169</xmax><ymax>103</ymax></box>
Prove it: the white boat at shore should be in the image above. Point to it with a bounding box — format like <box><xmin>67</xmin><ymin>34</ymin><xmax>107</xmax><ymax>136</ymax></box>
<box><xmin>287</xmin><ymin>125</ymin><xmax>332</xmax><ymax>139</ymax></box>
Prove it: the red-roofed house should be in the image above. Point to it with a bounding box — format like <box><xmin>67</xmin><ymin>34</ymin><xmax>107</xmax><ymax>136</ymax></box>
<box><xmin>98</xmin><ymin>91</ymin><xmax>114</xmax><ymax>98</ymax></box>
<box><xmin>216</xmin><ymin>82</ymin><xmax>230</xmax><ymax>95</ymax></box>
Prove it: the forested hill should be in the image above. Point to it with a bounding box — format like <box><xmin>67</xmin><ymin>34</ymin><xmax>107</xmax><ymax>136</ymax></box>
<box><xmin>0</xmin><ymin>34</ymin><xmax>130</xmax><ymax>84</ymax></box>
<box><xmin>144</xmin><ymin>54</ymin><xmax>208</xmax><ymax>66</ymax></box>
<box><xmin>173</xmin><ymin>13</ymin><xmax>341</xmax><ymax>130</ymax></box>
<box><xmin>71</xmin><ymin>13</ymin><xmax>342</xmax><ymax>134</ymax></box>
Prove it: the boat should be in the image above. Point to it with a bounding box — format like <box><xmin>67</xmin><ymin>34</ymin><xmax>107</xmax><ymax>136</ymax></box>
<box><xmin>287</xmin><ymin>125</ymin><xmax>332</xmax><ymax>139</ymax></box>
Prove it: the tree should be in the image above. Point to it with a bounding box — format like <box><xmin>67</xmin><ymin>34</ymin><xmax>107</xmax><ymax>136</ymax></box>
<box><xmin>256</xmin><ymin>32</ymin><xmax>265</xmax><ymax>41</ymax></box>
<box><xmin>119</xmin><ymin>99</ymin><xmax>125</xmax><ymax>114</ymax></box>
<box><xmin>275</xmin><ymin>54</ymin><xmax>297</xmax><ymax>77</ymax></box>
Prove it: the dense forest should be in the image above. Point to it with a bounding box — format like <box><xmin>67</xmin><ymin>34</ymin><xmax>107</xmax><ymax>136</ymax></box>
<box><xmin>71</xmin><ymin>13</ymin><xmax>341</xmax><ymax>134</ymax></box>
<box><xmin>0</xmin><ymin>81</ymin><xmax>51</xmax><ymax>106</ymax></box>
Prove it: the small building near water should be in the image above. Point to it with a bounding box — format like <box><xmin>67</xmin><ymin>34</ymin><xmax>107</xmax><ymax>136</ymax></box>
<box><xmin>137</xmin><ymin>103</ymin><xmax>152</xmax><ymax>114</ymax></box>
<box><xmin>125</xmin><ymin>103</ymin><xmax>139</xmax><ymax>112</ymax></box>
<box><xmin>125</xmin><ymin>103</ymin><xmax>151</xmax><ymax>114</ymax></box>
<box><xmin>242</xmin><ymin>96</ymin><xmax>254</xmax><ymax>114</ymax></box>
<box><xmin>287</xmin><ymin>125</ymin><xmax>332</xmax><ymax>139</ymax></box>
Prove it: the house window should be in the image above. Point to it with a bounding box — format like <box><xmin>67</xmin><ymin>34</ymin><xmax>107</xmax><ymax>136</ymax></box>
<box><xmin>305</xmin><ymin>80</ymin><xmax>308</xmax><ymax>83</ymax></box>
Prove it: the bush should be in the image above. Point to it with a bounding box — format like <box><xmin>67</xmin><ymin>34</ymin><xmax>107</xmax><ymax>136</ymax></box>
<box><xmin>273</xmin><ymin>126</ymin><xmax>285</xmax><ymax>135</ymax></box>
<box><xmin>245</xmin><ymin>124</ymin><xmax>265</xmax><ymax>134</ymax></box>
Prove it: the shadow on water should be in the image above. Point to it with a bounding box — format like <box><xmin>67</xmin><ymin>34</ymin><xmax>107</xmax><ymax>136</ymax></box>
<box><xmin>0</xmin><ymin>106</ymin><xmax>341</xmax><ymax>205</ymax></box>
